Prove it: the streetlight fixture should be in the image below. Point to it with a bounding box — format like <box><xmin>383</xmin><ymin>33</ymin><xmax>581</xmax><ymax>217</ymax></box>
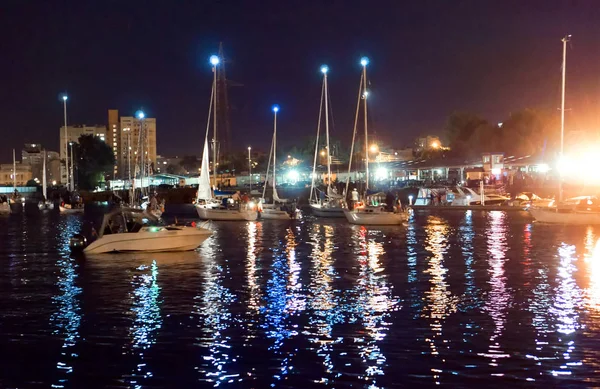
<box><xmin>248</xmin><ymin>146</ymin><xmax>252</xmax><ymax>191</ymax></box>
<box><xmin>369</xmin><ymin>144</ymin><xmax>379</xmax><ymax>153</ymax></box>
<box><xmin>360</xmin><ymin>56</ymin><xmax>370</xmax><ymax>189</ymax></box>
<box><xmin>61</xmin><ymin>94</ymin><xmax>69</xmax><ymax>189</ymax></box>
<box><xmin>135</xmin><ymin>110</ymin><xmax>146</xmax><ymax>193</ymax></box>
<box><xmin>210</xmin><ymin>54</ymin><xmax>219</xmax><ymax>188</ymax></box>
<box><xmin>272</xmin><ymin>104</ymin><xmax>280</xmax><ymax>189</ymax></box>
<box><xmin>69</xmin><ymin>142</ymin><xmax>74</xmax><ymax>190</ymax></box>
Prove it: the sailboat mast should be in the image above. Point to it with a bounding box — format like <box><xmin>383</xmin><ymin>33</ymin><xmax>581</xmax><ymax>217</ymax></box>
<box><xmin>212</xmin><ymin>58</ymin><xmax>218</xmax><ymax>189</ymax></box>
<box><xmin>559</xmin><ymin>35</ymin><xmax>570</xmax><ymax>202</ymax></box>
<box><xmin>12</xmin><ymin>149</ymin><xmax>16</xmax><ymax>189</ymax></box>
<box><xmin>361</xmin><ymin>57</ymin><xmax>369</xmax><ymax>190</ymax></box>
<box><xmin>345</xmin><ymin>73</ymin><xmax>364</xmax><ymax>196</ymax></box>
<box><xmin>309</xmin><ymin>76</ymin><xmax>325</xmax><ymax>203</ymax></box>
<box><xmin>272</xmin><ymin>105</ymin><xmax>279</xmax><ymax>199</ymax></box>
<box><xmin>43</xmin><ymin>150</ymin><xmax>47</xmax><ymax>199</ymax></box>
<box><xmin>323</xmin><ymin>66</ymin><xmax>332</xmax><ymax>188</ymax></box>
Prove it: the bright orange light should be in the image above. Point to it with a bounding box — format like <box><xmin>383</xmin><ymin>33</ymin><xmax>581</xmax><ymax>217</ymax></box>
<box><xmin>369</xmin><ymin>144</ymin><xmax>379</xmax><ymax>153</ymax></box>
<box><xmin>431</xmin><ymin>141</ymin><xmax>440</xmax><ymax>149</ymax></box>
<box><xmin>320</xmin><ymin>150</ymin><xmax>326</xmax><ymax>156</ymax></box>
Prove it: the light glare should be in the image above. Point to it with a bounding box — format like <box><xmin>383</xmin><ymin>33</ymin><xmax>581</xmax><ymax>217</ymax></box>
<box><xmin>209</xmin><ymin>55</ymin><xmax>219</xmax><ymax>66</ymax></box>
<box><xmin>272</xmin><ymin>104</ymin><xmax>280</xmax><ymax>113</ymax></box>
<box><xmin>320</xmin><ymin>65</ymin><xmax>329</xmax><ymax>74</ymax></box>
<box><xmin>360</xmin><ymin>57</ymin><xmax>369</xmax><ymax>66</ymax></box>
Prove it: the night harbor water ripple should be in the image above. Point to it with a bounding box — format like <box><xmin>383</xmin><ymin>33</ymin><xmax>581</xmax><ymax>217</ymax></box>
<box><xmin>1</xmin><ymin>209</ymin><xmax>600</xmax><ymax>388</ymax></box>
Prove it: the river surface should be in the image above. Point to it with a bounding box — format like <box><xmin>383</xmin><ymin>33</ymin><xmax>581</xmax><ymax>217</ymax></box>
<box><xmin>1</xmin><ymin>209</ymin><xmax>600</xmax><ymax>388</ymax></box>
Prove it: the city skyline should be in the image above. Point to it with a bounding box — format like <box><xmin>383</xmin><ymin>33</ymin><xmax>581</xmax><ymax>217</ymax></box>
<box><xmin>2</xmin><ymin>1</ymin><xmax>600</xmax><ymax>161</ymax></box>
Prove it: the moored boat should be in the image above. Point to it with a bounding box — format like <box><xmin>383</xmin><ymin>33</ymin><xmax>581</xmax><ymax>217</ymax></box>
<box><xmin>73</xmin><ymin>207</ymin><xmax>212</xmax><ymax>254</ymax></box>
<box><xmin>530</xmin><ymin>196</ymin><xmax>600</xmax><ymax>225</ymax></box>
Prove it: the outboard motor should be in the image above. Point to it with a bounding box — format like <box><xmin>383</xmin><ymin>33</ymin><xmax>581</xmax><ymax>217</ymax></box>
<box><xmin>69</xmin><ymin>234</ymin><xmax>88</xmax><ymax>252</ymax></box>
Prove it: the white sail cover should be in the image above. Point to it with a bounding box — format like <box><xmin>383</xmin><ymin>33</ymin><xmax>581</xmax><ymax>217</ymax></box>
<box><xmin>327</xmin><ymin>186</ymin><xmax>343</xmax><ymax>199</ymax></box>
<box><xmin>272</xmin><ymin>180</ymin><xmax>289</xmax><ymax>203</ymax></box>
<box><xmin>196</xmin><ymin>139</ymin><xmax>212</xmax><ymax>201</ymax></box>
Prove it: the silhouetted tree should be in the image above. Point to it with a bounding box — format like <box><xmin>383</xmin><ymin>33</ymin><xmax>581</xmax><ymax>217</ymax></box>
<box><xmin>76</xmin><ymin>134</ymin><xmax>115</xmax><ymax>190</ymax></box>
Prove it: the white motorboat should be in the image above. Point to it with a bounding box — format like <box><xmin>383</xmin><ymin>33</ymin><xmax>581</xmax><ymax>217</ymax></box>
<box><xmin>449</xmin><ymin>186</ymin><xmax>509</xmax><ymax>206</ymax></box>
<box><xmin>343</xmin><ymin>206</ymin><xmax>408</xmax><ymax>225</ymax></box>
<box><xmin>60</xmin><ymin>204</ymin><xmax>84</xmax><ymax>214</ymax></box>
<box><xmin>74</xmin><ymin>208</ymin><xmax>212</xmax><ymax>254</ymax></box>
<box><xmin>530</xmin><ymin>196</ymin><xmax>600</xmax><ymax>225</ymax></box>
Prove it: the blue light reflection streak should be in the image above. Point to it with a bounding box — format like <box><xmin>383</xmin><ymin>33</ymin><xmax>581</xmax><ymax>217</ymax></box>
<box><xmin>51</xmin><ymin>215</ymin><xmax>83</xmax><ymax>389</ymax></box>
<box><xmin>126</xmin><ymin>260</ymin><xmax>162</xmax><ymax>388</ymax></box>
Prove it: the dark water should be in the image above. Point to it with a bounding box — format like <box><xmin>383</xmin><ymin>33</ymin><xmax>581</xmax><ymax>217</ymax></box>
<box><xmin>1</xmin><ymin>209</ymin><xmax>600</xmax><ymax>388</ymax></box>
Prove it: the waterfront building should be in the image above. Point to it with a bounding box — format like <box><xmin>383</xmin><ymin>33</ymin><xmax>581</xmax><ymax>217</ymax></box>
<box><xmin>0</xmin><ymin>162</ymin><xmax>32</xmax><ymax>186</ymax></box>
<box><xmin>21</xmin><ymin>144</ymin><xmax>60</xmax><ymax>183</ymax></box>
<box><xmin>108</xmin><ymin>109</ymin><xmax>120</xmax><ymax>178</ymax></box>
<box><xmin>59</xmin><ymin>124</ymin><xmax>107</xmax><ymax>183</ymax></box>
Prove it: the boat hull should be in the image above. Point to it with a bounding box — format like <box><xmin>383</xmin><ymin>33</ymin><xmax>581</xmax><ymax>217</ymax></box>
<box><xmin>195</xmin><ymin>205</ymin><xmax>258</xmax><ymax>221</ymax></box>
<box><xmin>261</xmin><ymin>208</ymin><xmax>292</xmax><ymax>220</ymax></box>
<box><xmin>310</xmin><ymin>203</ymin><xmax>346</xmax><ymax>218</ymax></box>
<box><xmin>60</xmin><ymin>205</ymin><xmax>84</xmax><ymax>214</ymax></box>
<box><xmin>530</xmin><ymin>208</ymin><xmax>600</xmax><ymax>225</ymax></box>
<box><xmin>84</xmin><ymin>227</ymin><xmax>211</xmax><ymax>254</ymax></box>
<box><xmin>343</xmin><ymin>208</ymin><xmax>407</xmax><ymax>225</ymax></box>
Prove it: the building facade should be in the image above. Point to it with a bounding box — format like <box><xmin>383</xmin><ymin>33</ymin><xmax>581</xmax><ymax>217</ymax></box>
<box><xmin>119</xmin><ymin>116</ymin><xmax>157</xmax><ymax>180</ymax></box>
<box><xmin>59</xmin><ymin>125</ymin><xmax>107</xmax><ymax>183</ymax></box>
<box><xmin>108</xmin><ymin>109</ymin><xmax>120</xmax><ymax>178</ymax></box>
<box><xmin>0</xmin><ymin>162</ymin><xmax>32</xmax><ymax>186</ymax></box>
<box><xmin>21</xmin><ymin>144</ymin><xmax>61</xmax><ymax>184</ymax></box>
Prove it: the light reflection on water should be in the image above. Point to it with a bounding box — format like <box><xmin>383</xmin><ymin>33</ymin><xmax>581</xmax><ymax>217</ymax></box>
<box><xmin>306</xmin><ymin>223</ymin><xmax>340</xmax><ymax>384</ymax></box>
<box><xmin>125</xmin><ymin>259</ymin><xmax>162</xmax><ymax>388</ymax></box>
<box><xmin>480</xmin><ymin>211</ymin><xmax>511</xmax><ymax>366</ymax></box>
<box><xmin>3</xmin><ymin>212</ymin><xmax>600</xmax><ymax>387</ymax></box>
<box><xmin>195</xmin><ymin>229</ymin><xmax>239</xmax><ymax>386</ymax></box>
<box><xmin>51</xmin><ymin>215</ymin><xmax>83</xmax><ymax>388</ymax></box>
<box><xmin>422</xmin><ymin>216</ymin><xmax>458</xmax><ymax>384</ymax></box>
<box><xmin>351</xmin><ymin>225</ymin><xmax>399</xmax><ymax>387</ymax></box>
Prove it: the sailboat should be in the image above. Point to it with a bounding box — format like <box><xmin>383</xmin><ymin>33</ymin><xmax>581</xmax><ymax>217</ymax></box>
<box><xmin>195</xmin><ymin>54</ymin><xmax>258</xmax><ymax>221</ymax></box>
<box><xmin>343</xmin><ymin>57</ymin><xmax>409</xmax><ymax>225</ymax></box>
<box><xmin>309</xmin><ymin>65</ymin><xmax>346</xmax><ymax>217</ymax></box>
<box><xmin>261</xmin><ymin>105</ymin><xmax>299</xmax><ymax>220</ymax></box>
<box><xmin>9</xmin><ymin>149</ymin><xmax>24</xmax><ymax>214</ymax></box>
<box><xmin>38</xmin><ymin>150</ymin><xmax>54</xmax><ymax>211</ymax></box>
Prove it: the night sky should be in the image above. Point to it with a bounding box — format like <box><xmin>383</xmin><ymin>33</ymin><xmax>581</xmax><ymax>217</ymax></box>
<box><xmin>2</xmin><ymin>0</ymin><xmax>600</xmax><ymax>160</ymax></box>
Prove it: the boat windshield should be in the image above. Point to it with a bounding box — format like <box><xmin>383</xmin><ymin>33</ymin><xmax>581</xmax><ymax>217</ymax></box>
<box><xmin>102</xmin><ymin>210</ymin><xmax>162</xmax><ymax>236</ymax></box>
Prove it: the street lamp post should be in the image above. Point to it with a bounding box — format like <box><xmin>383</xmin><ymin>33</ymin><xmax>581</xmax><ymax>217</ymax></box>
<box><xmin>210</xmin><ymin>55</ymin><xmax>220</xmax><ymax>189</ymax></box>
<box><xmin>559</xmin><ymin>34</ymin><xmax>571</xmax><ymax>202</ymax></box>
<box><xmin>62</xmin><ymin>95</ymin><xmax>69</xmax><ymax>189</ymax></box>
<box><xmin>69</xmin><ymin>142</ymin><xmax>74</xmax><ymax>190</ymax></box>
<box><xmin>136</xmin><ymin>110</ymin><xmax>145</xmax><ymax>195</ymax></box>
<box><xmin>272</xmin><ymin>104</ymin><xmax>280</xmax><ymax>190</ymax></box>
<box><xmin>248</xmin><ymin>146</ymin><xmax>252</xmax><ymax>192</ymax></box>
<box><xmin>360</xmin><ymin>57</ymin><xmax>370</xmax><ymax>189</ymax></box>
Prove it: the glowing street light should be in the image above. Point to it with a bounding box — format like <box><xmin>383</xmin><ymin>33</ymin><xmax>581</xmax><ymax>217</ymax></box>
<box><xmin>431</xmin><ymin>141</ymin><xmax>440</xmax><ymax>149</ymax></box>
<box><xmin>320</xmin><ymin>65</ymin><xmax>329</xmax><ymax>74</ymax></box>
<box><xmin>272</xmin><ymin>104</ymin><xmax>280</xmax><ymax>113</ymax></box>
<box><xmin>248</xmin><ymin>146</ymin><xmax>252</xmax><ymax>191</ymax></box>
<box><xmin>210</xmin><ymin>55</ymin><xmax>220</xmax><ymax>66</ymax></box>
<box><xmin>360</xmin><ymin>56</ymin><xmax>369</xmax><ymax>67</ymax></box>
<box><xmin>136</xmin><ymin>110</ymin><xmax>145</xmax><ymax>120</ymax></box>
<box><xmin>369</xmin><ymin>144</ymin><xmax>379</xmax><ymax>153</ymax></box>
<box><xmin>60</xmin><ymin>93</ymin><xmax>70</xmax><ymax>190</ymax></box>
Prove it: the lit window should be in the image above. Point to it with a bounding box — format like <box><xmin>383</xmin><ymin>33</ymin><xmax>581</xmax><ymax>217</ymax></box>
<box><xmin>113</xmin><ymin>129</ymin><xmax>117</xmax><ymax>133</ymax></box>
<box><xmin>113</xmin><ymin>142</ymin><xmax>117</xmax><ymax>146</ymax></box>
